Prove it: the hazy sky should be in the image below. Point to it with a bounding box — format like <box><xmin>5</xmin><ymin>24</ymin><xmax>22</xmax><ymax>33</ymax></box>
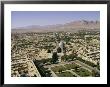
<box><xmin>11</xmin><ymin>11</ymin><xmax>100</xmax><ymax>28</ymax></box>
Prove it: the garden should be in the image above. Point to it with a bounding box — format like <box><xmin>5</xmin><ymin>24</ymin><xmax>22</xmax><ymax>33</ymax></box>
<box><xmin>64</xmin><ymin>63</ymin><xmax>80</xmax><ymax>70</ymax></box>
<box><xmin>55</xmin><ymin>71</ymin><xmax>76</xmax><ymax>77</ymax></box>
<box><xmin>73</xmin><ymin>68</ymin><xmax>92</xmax><ymax>77</ymax></box>
<box><xmin>51</xmin><ymin>63</ymin><xmax>92</xmax><ymax>77</ymax></box>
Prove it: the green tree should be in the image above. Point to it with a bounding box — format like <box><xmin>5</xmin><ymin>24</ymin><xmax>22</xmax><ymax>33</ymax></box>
<box><xmin>51</xmin><ymin>52</ymin><xmax>58</xmax><ymax>64</ymax></box>
<box><xmin>74</xmin><ymin>66</ymin><xmax>79</xmax><ymax>71</ymax></box>
<box><xmin>58</xmin><ymin>69</ymin><xmax>63</xmax><ymax>73</ymax></box>
<box><xmin>61</xmin><ymin>55</ymin><xmax>68</xmax><ymax>61</ymax></box>
<box><xmin>97</xmin><ymin>62</ymin><xmax>100</xmax><ymax>70</ymax></box>
<box><xmin>57</xmin><ymin>47</ymin><xmax>62</xmax><ymax>53</ymax></box>
<box><xmin>92</xmin><ymin>70</ymin><xmax>96</xmax><ymax>77</ymax></box>
<box><xmin>47</xmin><ymin>49</ymin><xmax>51</xmax><ymax>53</ymax></box>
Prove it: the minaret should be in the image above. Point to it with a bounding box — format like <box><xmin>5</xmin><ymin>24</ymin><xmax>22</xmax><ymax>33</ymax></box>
<box><xmin>53</xmin><ymin>32</ymin><xmax>58</xmax><ymax>48</ymax></box>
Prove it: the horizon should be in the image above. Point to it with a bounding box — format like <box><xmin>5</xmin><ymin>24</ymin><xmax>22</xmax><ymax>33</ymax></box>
<box><xmin>11</xmin><ymin>11</ymin><xmax>100</xmax><ymax>29</ymax></box>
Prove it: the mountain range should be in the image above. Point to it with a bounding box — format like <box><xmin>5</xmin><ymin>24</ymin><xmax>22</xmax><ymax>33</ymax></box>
<box><xmin>12</xmin><ymin>20</ymin><xmax>100</xmax><ymax>33</ymax></box>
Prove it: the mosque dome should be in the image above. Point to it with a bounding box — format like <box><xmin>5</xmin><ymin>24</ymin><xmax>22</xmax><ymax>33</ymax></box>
<box><xmin>59</xmin><ymin>40</ymin><xmax>64</xmax><ymax>51</ymax></box>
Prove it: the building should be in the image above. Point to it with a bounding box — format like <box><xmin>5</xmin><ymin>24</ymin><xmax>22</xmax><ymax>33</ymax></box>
<box><xmin>59</xmin><ymin>40</ymin><xmax>65</xmax><ymax>53</ymax></box>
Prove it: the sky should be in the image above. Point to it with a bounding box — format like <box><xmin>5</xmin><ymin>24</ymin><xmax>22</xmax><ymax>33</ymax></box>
<box><xmin>11</xmin><ymin>11</ymin><xmax>100</xmax><ymax>28</ymax></box>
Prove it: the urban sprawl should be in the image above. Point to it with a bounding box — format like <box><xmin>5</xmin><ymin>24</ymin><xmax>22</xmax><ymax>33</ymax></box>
<box><xmin>11</xmin><ymin>30</ymin><xmax>100</xmax><ymax>77</ymax></box>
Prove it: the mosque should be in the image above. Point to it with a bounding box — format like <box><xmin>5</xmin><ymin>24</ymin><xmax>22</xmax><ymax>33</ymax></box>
<box><xmin>53</xmin><ymin>40</ymin><xmax>65</xmax><ymax>62</ymax></box>
<box><xmin>47</xmin><ymin>33</ymin><xmax>66</xmax><ymax>62</ymax></box>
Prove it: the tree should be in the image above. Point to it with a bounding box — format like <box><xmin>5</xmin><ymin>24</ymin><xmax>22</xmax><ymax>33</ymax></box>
<box><xmin>92</xmin><ymin>70</ymin><xmax>96</xmax><ymax>77</ymax></box>
<box><xmin>58</xmin><ymin>69</ymin><xmax>63</xmax><ymax>73</ymax></box>
<box><xmin>47</xmin><ymin>49</ymin><xmax>51</xmax><ymax>53</ymax></box>
<box><xmin>97</xmin><ymin>62</ymin><xmax>100</xmax><ymax>70</ymax></box>
<box><xmin>69</xmin><ymin>54</ymin><xmax>75</xmax><ymax>61</ymax></box>
<box><xmin>51</xmin><ymin>52</ymin><xmax>58</xmax><ymax>64</ymax></box>
<box><xmin>74</xmin><ymin>66</ymin><xmax>79</xmax><ymax>71</ymax></box>
<box><xmin>61</xmin><ymin>55</ymin><xmax>68</xmax><ymax>61</ymax></box>
<box><xmin>57</xmin><ymin>47</ymin><xmax>62</xmax><ymax>53</ymax></box>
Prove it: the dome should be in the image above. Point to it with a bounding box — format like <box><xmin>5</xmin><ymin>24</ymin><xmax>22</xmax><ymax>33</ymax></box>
<box><xmin>59</xmin><ymin>41</ymin><xmax>64</xmax><ymax>50</ymax></box>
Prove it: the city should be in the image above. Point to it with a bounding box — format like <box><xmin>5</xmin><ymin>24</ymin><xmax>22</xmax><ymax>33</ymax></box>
<box><xmin>11</xmin><ymin>29</ymin><xmax>100</xmax><ymax>77</ymax></box>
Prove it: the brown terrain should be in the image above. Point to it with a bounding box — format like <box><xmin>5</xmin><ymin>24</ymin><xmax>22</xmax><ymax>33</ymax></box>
<box><xmin>12</xmin><ymin>20</ymin><xmax>100</xmax><ymax>33</ymax></box>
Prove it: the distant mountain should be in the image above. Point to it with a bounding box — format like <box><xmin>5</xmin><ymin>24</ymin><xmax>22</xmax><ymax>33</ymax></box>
<box><xmin>12</xmin><ymin>20</ymin><xmax>100</xmax><ymax>33</ymax></box>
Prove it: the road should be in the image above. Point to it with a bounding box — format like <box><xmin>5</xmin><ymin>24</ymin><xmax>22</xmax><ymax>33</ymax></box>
<box><xmin>74</xmin><ymin>60</ymin><xmax>100</xmax><ymax>73</ymax></box>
